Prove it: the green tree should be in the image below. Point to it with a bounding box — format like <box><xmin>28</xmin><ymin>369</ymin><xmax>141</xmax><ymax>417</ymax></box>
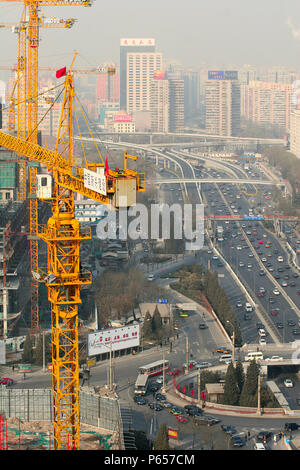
<box><xmin>235</xmin><ymin>357</ymin><xmax>245</xmax><ymax>393</ymax></box>
<box><xmin>222</xmin><ymin>362</ymin><xmax>239</xmax><ymax>405</ymax></box>
<box><xmin>22</xmin><ymin>334</ymin><xmax>34</xmax><ymax>363</ymax></box>
<box><xmin>152</xmin><ymin>306</ymin><xmax>162</xmax><ymax>335</ymax></box>
<box><xmin>153</xmin><ymin>423</ymin><xmax>169</xmax><ymax>450</ymax></box>
<box><xmin>143</xmin><ymin>311</ymin><xmax>153</xmax><ymax>340</ymax></box>
<box><xmin>239</xmin><ymin>360</ymin><xmax>260</xmax><ymax>407</ymax></box>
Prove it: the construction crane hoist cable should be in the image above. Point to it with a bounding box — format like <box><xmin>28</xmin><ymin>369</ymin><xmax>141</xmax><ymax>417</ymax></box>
<box><xmin>0</xmin><ymin>61</ymin><xmax>145</xmax><ymax>449</ymax></box>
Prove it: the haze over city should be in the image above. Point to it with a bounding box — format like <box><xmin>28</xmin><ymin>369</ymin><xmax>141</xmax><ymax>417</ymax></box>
<box><xmin>1</xmin><ymin>0</ymin><xmax>300</xmax><ymax>69</ymax></box>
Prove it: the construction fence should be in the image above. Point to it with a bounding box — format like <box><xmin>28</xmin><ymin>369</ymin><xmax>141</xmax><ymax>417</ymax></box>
<box><xmin>0</xmin><ymin>387</ymin><xmax>121</xmax><ymax>433</ymax></box>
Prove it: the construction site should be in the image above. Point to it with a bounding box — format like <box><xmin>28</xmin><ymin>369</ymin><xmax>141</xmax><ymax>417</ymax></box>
<box><xmin>0</xmin><ymin>0</ymin><xmax>145</xmax><ymax>451</ymax></box>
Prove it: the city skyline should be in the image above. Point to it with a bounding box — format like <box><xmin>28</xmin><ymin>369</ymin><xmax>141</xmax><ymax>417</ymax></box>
<box><xmin>1</xmin><ymin>0</ymin><xmax>300</xmax><ymax>72</ymax></box>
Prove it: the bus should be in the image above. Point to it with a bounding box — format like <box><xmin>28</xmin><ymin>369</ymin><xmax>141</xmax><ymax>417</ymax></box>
<box><xmin>134</xmin><ymin>374</ymin><xmax>149</xmax><ymax>396</ymax></box>
<box><xmin>138</xmin><ymin>360</ymin><xmax>170</xmax><ymax>377</ymax></box>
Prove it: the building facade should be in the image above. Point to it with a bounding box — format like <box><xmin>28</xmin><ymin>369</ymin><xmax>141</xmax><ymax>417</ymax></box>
<box><xmin>205</xmin><ymin>73</ymin><xmax>240</xmax><ymax>136</ymax></box>
<box><xmin>168</xmin><ymin>79</ymin><xmax>184</xmax><ymax>133</ymax></box>
<box><xmin>242</xmin><ymin>81</ymin><xmax>294</xmax><ymax>130</ymax></box>
<box><xmin>290</xmin><ymin>109</ymin><xmax>300</xmax><ymax>158</ymax></box>
<box><xmin>150</xmin><ymin>75</ymin><xmax>169</xmax><ymax>132</ymax></box>
<box><xmin>119</xmin><ymin>38</ymin><xmax>156</xmax><ymax>111</ymax></box>
<box><xmin>126</xmin><ymin>52</ymin><xmax>163</xmax><ymax>114</ymax></box>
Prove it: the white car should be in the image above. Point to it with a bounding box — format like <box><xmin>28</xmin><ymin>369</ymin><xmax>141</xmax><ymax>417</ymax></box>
<box><xmin>147</xmin><ymin>274</ymin><xmax>155</xmax><ymax>281</ymax></box>
<box><xmin>259</xmin><ymin>337</ymin><xmax>266</xmax><ymax>345</ymax></box>
<box><xmin>278</xmin><ymin>256</ymin><xmax>284</xmax><ymax>262</ymax></box>
<box><xmin>155</xmin><ymin>376</ymin><xmax>163</xmax><ymax>384</ymax></box>
<box><xmin>254</xmin><ymin>442</ymin><xmax>266</xmax><ymax>450</ymax></box>
<box><xmin>273</xmin><ymin>288</ymin><xmax>280</xmax><ymax>296</ymax></box>
<box><xmin>284</xmin><ymin>379</ymin><xmax>294</xmax><ymax>388</ymax></box>
<box><xmin>237</xmin><ymin>246</ymin><xmax>242</xmax><ymax>250</ymax></box>
<box><xmin>265</xmin><ymin>356</ymin><xmax>283</xmax><ymax>362</ymax></box>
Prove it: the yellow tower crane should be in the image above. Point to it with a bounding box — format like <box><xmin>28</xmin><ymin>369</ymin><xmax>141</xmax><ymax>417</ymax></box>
<box><xmin>0</xmin><ymin>63</ymin><xmax>146</xmax><ymax>449</ymax></box>
<box><xmin>1</xmin><ymin>0</ymin><xmax>91</xmax><ymax>334</ymax></box>
<box><xmin>0</xmin><ymin>12</ymin><xmax>78</xmax><ymax>201</ymax></box>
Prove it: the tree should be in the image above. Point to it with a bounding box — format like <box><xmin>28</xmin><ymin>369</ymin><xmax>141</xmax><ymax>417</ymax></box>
<box><xmin>133</xmin><ymin>430</ymin><xmax>151</xmax><ymax>450</ymax></box>
<box><xmin>239</xmin><ymin>360</ymin><xmax>260</xmax><ymax>407</ymax></box>
<box><xmin>143</xmin><ymin>311</ymin><xmax>153</xmax><ymax>340</ymax></box>
<box><xmin>153</xmin><ymin>423</ymin><xmax>169</xmax><ymax>450</ymax></box>
<box><xmin>22</xmin><ymin>334</ymin><xmax>34</xmax><ymax>363</ymax></box>
<box><xmin>235</xmin><ymin>358</ymin><xmax>245</xmax><ymax>394</ymax></box>
<box><xmin>33</xmin><ymin>333</ymin><xmax>52</xmax><ymax>366</ymax></box>
<box><xmin>222</xmin><ymin>362</ymin><xmax>239</xmax><ymax>406</ymax></box>
<box><xmin>152</xmin><ymin>306</ymin><xmax>162</xmax><ymax>336</ymax></box>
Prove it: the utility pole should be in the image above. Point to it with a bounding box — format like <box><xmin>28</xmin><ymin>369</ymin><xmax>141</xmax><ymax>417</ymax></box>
<box><xmin>257</xmin><ymin>373</ymin><xmax>261</xmax><ymax>415</ymax></box>
<box><xmin>162</xmin><ymin>349</ymin><xmax>166</xmax><ymax>394</ymax></box>
<box><xmin>185</xmin><ymin>336</ymin><xmax>189</xmax><ymax>374</ymax></box>
<box><xmin>197</xmin><ymin>368</ymin><xmax>201</xmax><ymax>405</ymax></box>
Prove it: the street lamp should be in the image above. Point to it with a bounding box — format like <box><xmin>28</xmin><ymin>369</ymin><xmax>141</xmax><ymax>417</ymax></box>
<box><xmin>226</xmin><ymin>320</ymin><xmax>235</xmax><ymax>363</ymax></box>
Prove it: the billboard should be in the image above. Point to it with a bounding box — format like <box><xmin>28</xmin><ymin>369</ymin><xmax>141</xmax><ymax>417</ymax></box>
<box><xmin>83</xmin><ymin>168</ymin><xmax>107</xmax><ymax>196</ymax></box>
<box><xmin>120</xmin><ymin>38</ymin><xmax>155</xmax><ymax>47</ymax></box>
<box><xmin>113</xmin><ymin>113</ymin><xmax>132</xmax><ymax>122</ymax></box>
<box><xmin>208</xmin><ymin>70</ymin><xmax>238</xmax><ymax>80</ymax></box>
<box><xmin>153</xmin><ymin>70</ymin><xmax>165</xmax><ymax>80</ymax></box>
<box><xmin>88</xmin><ymin>324</ymin><xmax>140</xmax><ymax>356</ymax></box>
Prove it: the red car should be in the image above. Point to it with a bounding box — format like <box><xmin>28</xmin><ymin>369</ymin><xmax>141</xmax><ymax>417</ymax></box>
<box><xmin>270</xmin><ymin>310</ymin><xmax>278</xmax><ymax>316</ymax></box>
<box><xmin>258</xmin><ymin>292</ymin><xmax>265</xmax><ymax>297</ymax></box>
<box><xmin>258</xmin><ymin>240</ymin><xmax>263</xmax><ymax>244</ymax></box>
<box><xmin>0</xmin><ymin>378</ymin><xmax>14</xmax><ymax>385</ymax></box>
<box><xmin>176</xmin><ymin>414</ymin><xmax>188</xmax><ymax>423</ymax></box>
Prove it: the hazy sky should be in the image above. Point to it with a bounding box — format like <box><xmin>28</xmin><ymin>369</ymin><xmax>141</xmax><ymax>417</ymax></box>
<box><xmin>1</xmin><ymin>0</ymin><xmax>300</xmax><ymax>70</ymax></box>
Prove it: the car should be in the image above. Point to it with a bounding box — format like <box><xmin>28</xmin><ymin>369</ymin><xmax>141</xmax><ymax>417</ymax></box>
<box><xmin>293</xmin><ymin>329</ymin><xmax>300</xmax><ymax>335</ymax></box>
<box><xmin>221</xmin><ymin>425</ymin><xmax>237</xmax><ymax>435</ymax></box>
<box><xmin>287</xmin><ymin>320</ymin><xmax>296</xmax><ymax>327</ymax></box>
<box><xmin>148</xmin><ymin>402</ymin><xmax>163</xmax><ymax>411</ymax></box>
<box><xmin>284</xmin><ymin>422</ymin><xmax>299</xmax><ymax>431</ymax></box>
<box><xmin>176</xmin><ymin>414</ymin><xmax>188</xmax><ymax>423</ymax></box>
<box><xmin>236</xmin><ymin>301</ymin><xmax>243</xmax><ymax>307</ymax></box>
<box><xmin>155</xmin><ymin>376</ymin><xmax>163</xmax><ymax>384</ymax></box>
<box><xmin>265</xmin><ymin>356</ymin><xmax>283</xmax><ymax>362</ymax></box>
<box><xmin>259</xmin><ymin>337</ymin><xmax>266</xmax><ymax>345</ymax></box>
<box><xmin>269</xmin><ymin>297</ymin><xmax>276</xmax><ymax>304</ymax></box>
<box><xmin>149</xmin><ymin>383</ymin><xmax>160</xmax><ymax>392</ymax></box>
<box><xmin>155</xmin><ymin>393</ymin><xmax>166</xmax><ymax>401</ymax></box>
<box><xmin>270</xmin><ymin>310</ymin><xmax>278</xmax><ymax>316</ymax></box>
<box><xmin>256</xmin><ymin>431</ymin><xmax>273</xmax><ymax>442</ymax></box>
<box><xmin>296</xmin><ymin>398</ymin><xmax>300</xmax><ymax>407</ymax></box>
<box><xmin>254</xmin><ymin>442</ymin><xmax>266</xmax><ymax>450</ymax></box>
<box><xmin>134</xmin><ymin>396</ymin><xmax>147</xmax><ymax>405</ymax></box>
<box><xmin>213</xmin><ymin>347</ymin><xmax>231</xmax><ymax>354</ymax></box>
<box><xmin>259</xmin><ymin>269</ymin><xmax>266</xmax><ymax>276</ymax></box>
<box><xmin>147</xmin><ymin>274</ymin><xmax>155</xmax><ymax>281</ymax></box>
<box><xmin>161</xmin><ymin>401</ymin><xmax>172</xmax><ymax>409</ymax></box>
<box><xmin>231</xmin><ymin>435</ymin><xmax>245</xmax><ymax>447</ymax></box>
<box><xmin>244</xmin><ymin>313</ymin><xmax>251</xmax><ymax>320</ymax></box>
<box><xmin>204</xmin><ymin>415</ymin><xmax>221</xmax><ymax>426</ymax></box>
<box><xmin>281</xmin><ymin>282</ymin><xmax>288</xmax><ymax>287</ymax></box>
<box><xmin>0</xmin><ymin>377</ymin><xmax>14</xmax><ymax>386</ymax></box>
<box><xmin>199</xmin><ymin>323</ymin><xmax>208</xmax><ymax>329</ymax></box>
<box><xmin>195</xmin><ymin>361</ymin><xmax>212</xmax><ymax>369</ymax></box>
<box><xmin>169</xmin><ymin>406</ymin><xmax>183</xmax><ymax>415</ymax></box>
<box><xmin>276</xmin><ymin>322</ymin><xmax>284</xmax><ymax>329</ymax></box>
<box><xmin>284</xmin><ymin>379</ymin><xmax>294</xmax><ymax>388</ymax></box>
<box><xmin>273</xmin><ymin>288</ymin><xmax>280</xmax><ymax>295</ymax></box>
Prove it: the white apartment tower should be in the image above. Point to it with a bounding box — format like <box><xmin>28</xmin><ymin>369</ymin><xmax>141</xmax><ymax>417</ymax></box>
<box><xmin>150</xmin><ymin>76</ymin><xmax>169</xmax><ymax>132</ymax></box>
<box><xmin>126</xmin><ymin>52</ymin><xmax>163</xmax><ymax>113</ymax></box>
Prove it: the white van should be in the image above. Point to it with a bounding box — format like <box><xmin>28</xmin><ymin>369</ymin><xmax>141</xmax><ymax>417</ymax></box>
<box><xmin>245</xmin><ymin>303</ymin><xmax>253</xmax><ymax>312</ymax></box>
<box><xmin>245</xmin><ymin>351</ymin><xmax>264</xmax><ymax>362</ymax></box>
<box><xmin>219</xmin><ymin>354</ymin><xmax>232</xmax><ymax>363</ymax></box>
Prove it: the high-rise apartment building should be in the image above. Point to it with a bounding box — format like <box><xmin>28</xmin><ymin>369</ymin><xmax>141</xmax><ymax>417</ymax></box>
<box><xmin>150</xmin><ymin>73</ymin><xmax>169</xmax><ymax>132</ymax></box>
<box><xmin>168</xmin><ymin>79</ymin><xmax>184</xmax><ymax>133</ymax></box>
<box><xmin>205</xmin><ymin>71</ymin><xmax>240</xmax><ymax>136</ymax></box>
<box><xmin>126</xmin><ymin>52</ymin><xmax>162</xmax><ymax>114</ymax></box>
<box><xmin>119</xmin><ymin>38</ymin><xmax>156</xmax><ymax>111</ymax></box>
<box><xmin>97</xmin><ymin>66</ymin><xmax>119</xmax><ymax>103</ymax></box>
<box><xmin>290</xmin><ymin>109</ymin><xmax>300</xmax><ymax>158</ymax></box>
<box><xmin>243</xmin><ymin>81</ymin><xmax>294</xmax><ymax>130</ymax></box>
<box><xmin>183</xmin><ymin>70</ymin><xmax>200</xmax><ymax>122</ymax></box>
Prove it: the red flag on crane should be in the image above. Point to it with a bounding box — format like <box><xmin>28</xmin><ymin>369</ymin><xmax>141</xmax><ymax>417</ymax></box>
<box><xmin>105</xmin><ymin>156</ymin><xmax>109</xmax><ymax>176</ymax></box>
<box><xmin>56</xmin><ymin>67</ymin><xmax>67</xmax><ymax>79</ymax></box>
